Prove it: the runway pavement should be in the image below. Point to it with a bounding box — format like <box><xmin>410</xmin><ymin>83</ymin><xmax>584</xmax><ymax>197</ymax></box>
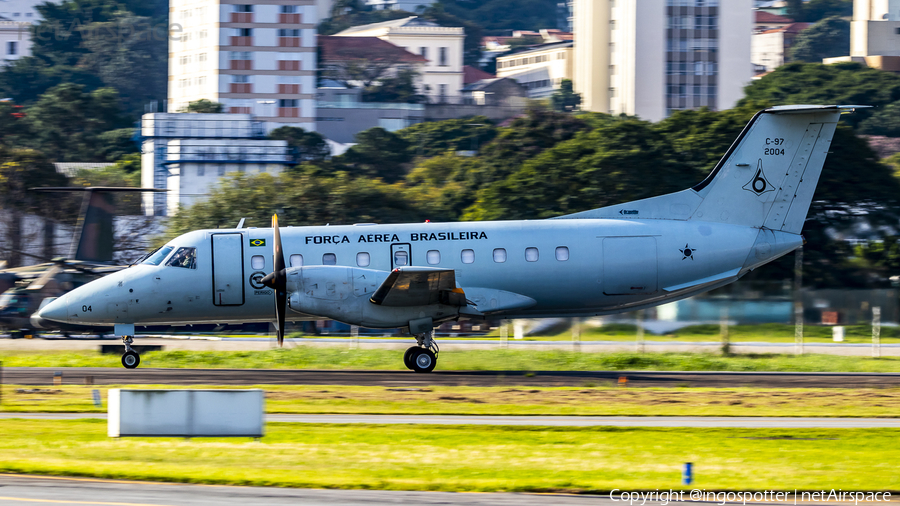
<box><xmin>2</xmin><ymin>412</ymin><xmax>899</xmax><ymax>427</ymax></box>
<box><xmin>5</xmin><ymin>367</ymin><xmax>900</xmax><ymax>387</ymax></box>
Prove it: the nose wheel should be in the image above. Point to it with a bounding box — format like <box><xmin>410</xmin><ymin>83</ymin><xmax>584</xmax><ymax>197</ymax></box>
<box><xmin>121</xmin><ymin>336</ymin><xmax>140</xmax><ymax>369</ymax></box>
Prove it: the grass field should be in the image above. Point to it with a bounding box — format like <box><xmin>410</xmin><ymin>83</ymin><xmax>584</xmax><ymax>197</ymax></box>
<box><xmin>523</xmin><ymin>323</ymin><xmax>899</xmax><ymax>343</ymax></box>
<box><xmin>3</xmin><ymin>348</ymin><xmax>900</xmax><ymax>372</ymax></box>
<box><xmin>0</xmin><ymin>419</ymin><xmax>896</xmax><ymax>492</ymax></box>
<box><xmin>4</xmin><ymin>384</ymin><xmax>900</xmax><ymax>418</ymax></box>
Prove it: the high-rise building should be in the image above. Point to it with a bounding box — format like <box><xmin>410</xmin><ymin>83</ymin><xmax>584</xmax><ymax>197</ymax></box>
<box><xmin>167</xmin><ymin>0</ymin><xmax>317</xmax><ymax>131</ymax></box>
<box><xmin>574</xmin><ymin>0</ymin><xmax>751</xmax><ymax>122</ymax></box>
<box><xmin>824</xmin><ymin>0</ymin><xmax>900</xmax><ymax>71</ymax></box>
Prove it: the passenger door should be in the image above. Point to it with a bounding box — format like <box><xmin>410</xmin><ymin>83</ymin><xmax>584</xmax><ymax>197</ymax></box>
<box><xmin>211</xmin><ymin>233</ymin><xmax>245</xmax><ymax>306</ymax></box>
<box><xmin>390</xmin><ymin>243</ymin><xmax>411</xmax><ymax>270</ymax></box>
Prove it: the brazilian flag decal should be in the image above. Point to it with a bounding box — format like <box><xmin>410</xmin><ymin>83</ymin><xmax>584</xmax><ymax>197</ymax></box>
<box><xmin>250</xmin><ymin>238</ymin><xmax>266</xmax><ymax>247</ymax></box>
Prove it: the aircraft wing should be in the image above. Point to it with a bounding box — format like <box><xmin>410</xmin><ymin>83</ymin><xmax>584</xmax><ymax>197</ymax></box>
<box><xmin>369</xmin><ymin>267</ymin><xmax>466</xmax><ymax>307</ymax></box>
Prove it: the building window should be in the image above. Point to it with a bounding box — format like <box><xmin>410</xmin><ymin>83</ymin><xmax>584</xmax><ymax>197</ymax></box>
<box><xmin>356</xmin><ymin>252</ymin><xmax>370</xmax><ymax>267</ymax></box>
<box><xmin>197</xmin><ymin>165</ymin><xmax>204</xmax><ymax>176</ymax></box>
<box><xmin>492</xmin><ymin>248</ymin><xmax>507</xmax><ymax>263</ymax></box>
<box><xmin>439</xmin><ymin>84</ymin><xmax>447</xmax><ymax>101</ymax></box>
<box><xmin>439</xmin><ymin>47</ymin><xmax>448</xmax><ymax>66</ymax></box>
<box><xmin>278</xmin><ymin>29</ymin><xmax>300</xmax><ymax>37</ymax></box>
<box><xmin>419</xmin><ymin>47</ymin><xmax>427</xmax><ymax>61</ymax></box>
<box><xmin>232</xmin><ymin>75</ymin><xmax>250</xmax><ymax>83</ymax></box>
<box><xmin>322</xmin><ymin>253</ymin><xmax>336</xmax><ymax>265</ymax></box>
<box><xmin>281</xmin><ymin>5</ymin><xmax>298</xmax><ymax>13</ymax></box>
<box><xmin>217</xmin><ymin>164</ymin><xmax>225</xmax><ymax>176</ymax></box>
<box><xmin>555</xmin><ymin>246</ymin><xmax>569</xmax><ymax>261</ymax></box>
<box><xmin>525</xmin><ymin>247</ymin><xmax>539</xmax><ymax>262</ymax></box>
<box><xmin>290</xmin><ymin>254</ymin><xmax>303</xmax><ymax>267</ymax></box>
<box><xmin>235</xmin><ymin>5</ymin><xmax>252</xmax><ymax>12</ymax></box>
<box><xmin>461</xmin><ymin>249</ymin><xmax>474</xmax><ymax>264</ymax></box>
<box><xmin>426</xmin><ymin>250</ymin><xmax>441</xmax><ymax>265</ymax></box>
<box><xmin>279</xmin><ymin>99</ymin><xmax>298</xmax><ymax>107</ymax></box>
<box><xmin>236</xmin><ymin>28</ymin><xmax>252</xmax><ymax>37</ymax></box>
<box><xmin>251</xmin><ymin>255</ymin><xmax>265</xmax><ymax>270</ymax></box>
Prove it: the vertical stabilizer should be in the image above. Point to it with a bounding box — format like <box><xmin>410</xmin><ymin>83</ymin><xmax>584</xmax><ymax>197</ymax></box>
<box><xmin>71</xmin><ymin>190</ymin><xmax>116</xmax><ymax>262</ymax></box>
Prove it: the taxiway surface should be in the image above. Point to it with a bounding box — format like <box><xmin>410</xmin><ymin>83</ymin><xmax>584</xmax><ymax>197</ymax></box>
<box><xmin>5</xmin><ymin>367</ymin><xmax>900</xmax><ymax>388</ymax></box>
<box><xmin>2</xmin><ymin>413</ymin><xmax>899</xmax><ymax>428</ymax></box>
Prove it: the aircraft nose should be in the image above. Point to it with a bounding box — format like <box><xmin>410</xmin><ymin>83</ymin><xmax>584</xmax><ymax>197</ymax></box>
<box><xmin>36</xmin><ymin>296</ymin><xmax>68</xmax><ymax>324</ymax></box>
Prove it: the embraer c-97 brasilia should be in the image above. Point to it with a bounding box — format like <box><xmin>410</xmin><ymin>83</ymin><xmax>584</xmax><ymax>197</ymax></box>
<box><xmin>37</xmin><ymin>105</ymin><xmax>860</xmax><ymax>371</ymax></box>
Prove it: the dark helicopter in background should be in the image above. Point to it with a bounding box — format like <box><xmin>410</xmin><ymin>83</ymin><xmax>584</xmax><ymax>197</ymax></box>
<box><xmin>0</xmin><ymin>187</ymin><xmax>164</xmax><ymax>337</ymax></box>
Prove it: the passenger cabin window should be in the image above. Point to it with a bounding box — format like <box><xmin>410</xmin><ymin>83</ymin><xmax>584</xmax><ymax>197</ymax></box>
<box><xmin>394</xmin><ymin>250</ymin><xmax>408</xmax><ymax>266</ymax></box>
<box><xmin>143</xmin><ymin>246</ymin><xmax>173</xmax><ymax>266</ymax></box>
<box><xmin>357</xmin><ymin>252</ymin><xmax>370</xmax><ymax>267</ymax></box>
<box><xmin>525</xmin><ymin>247</ymin><xmax>539</xmax><ymax>262</ymax></box>
<box><xmin>323</xmin><ymin>253</ymin><xmax>336</xmax><ymax>265</ymax></box>
<box><xmin>426</xmin><ymin>250</ymin><xmax>441</xmax><ymax>265</ymax></box>
<box><xmin>493</xmin><ymin>248</ymin><xmax>507</xmax><ymax>263</ymax></box>
<box><xmin>251</xmin><ymin>255</ymin><xmax>265</xmax><ymax>270</ymax></box>
<box><xmin>555</xmin><ymin>246</ymin><xmax>569</xmax><ymax>261</ymax></box>
<box><xmin>165</xmin><ymin>247</ymin><xmax>197</xmax><ymax>269</ymax></box>
<box><xmin>461</xmin><ymin>249</ymin><xmax>475</xmax><ymax>264</ymax></box>
<box><xmin>290</xmin><ymin>254</ymin><xmax>303</xmax><ymax>267</ymax></box>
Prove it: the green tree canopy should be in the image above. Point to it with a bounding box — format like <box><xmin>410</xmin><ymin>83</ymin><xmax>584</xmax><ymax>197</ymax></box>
<box><xmin>789</xmin><ymin>17</ymin><xmax>850</xmax><ymax>63</ymax></box>
<box><xmin>183</xmin><ymin>99</ymin><xmax>225</xmax><ymax>113</ymax></box>
<box><xmin>268</xmin><ymin>126</ymin><xmax>330</xmax><ymax>163</ymax></box>
<box><xmin>337</xmin><ymin>127</ymin><xmax>412</xmax><ymax>181</ymax></box>
<box><xmin>435</xmin><ymin>0</ymin><xmax>559</xmax><ymax>32</ymax></box>
<box><xmin>551</xmin><ymin>79</ymin><xmax>582</xmax><ymax>113</ymax></box>
<box><xmin>397</xmin><ymin>116</ymin><xmax>496</xmax><ymax>158</ymax></box>
<box><xmin>740</xmin><ymin>63</ymin><xmax>900</xmax><ymax>128</ymax></box>
<box><xmin>858</xmin><ymin>101</ymin><xmax>900</xmax><ymax>137</ymax></box>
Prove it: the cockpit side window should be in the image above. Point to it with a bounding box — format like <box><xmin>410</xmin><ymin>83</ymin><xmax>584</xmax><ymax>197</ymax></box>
<box><xmin>143</xmin><ymin>246</ymin><xmax>174</xmax><ymax>266</ymax></box>
<box><xmin>165</xmin><ymin>247</ymin><xmax>197</xmax><ymax>269</ymax></box>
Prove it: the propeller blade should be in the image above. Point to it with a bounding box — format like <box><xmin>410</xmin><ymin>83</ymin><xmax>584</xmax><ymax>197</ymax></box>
<box><xmin>272</xmin><ymin>214</ymin><xmax>286</xmax><ymax>347</ymax></box>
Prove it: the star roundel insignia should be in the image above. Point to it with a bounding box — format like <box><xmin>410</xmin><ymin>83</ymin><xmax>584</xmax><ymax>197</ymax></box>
<box><xmin>679</xmin><ymin>243</ymin><xmax>696</xmax><ymax>260</ymax></box>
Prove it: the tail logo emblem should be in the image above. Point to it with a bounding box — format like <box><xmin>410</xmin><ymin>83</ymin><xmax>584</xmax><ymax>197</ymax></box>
<box><xmin>743</xmin><ymin>159</ymin><xmax>774</xmax><ymax>196</ymax></box>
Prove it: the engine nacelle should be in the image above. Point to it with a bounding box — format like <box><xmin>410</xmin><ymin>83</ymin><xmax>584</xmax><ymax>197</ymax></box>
<box><xmin>285</xmin><ymin>266</ymin><xmax>461</xmax><ymax>329</ymax></box>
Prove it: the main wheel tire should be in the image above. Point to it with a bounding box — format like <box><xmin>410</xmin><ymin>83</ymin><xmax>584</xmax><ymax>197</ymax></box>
<box><xmin>410</xmin><ymin>348</ymin><xmax>436</xmax><ymax>373</ymax></box>
<box><xmin>122</xmin><ymin>350</ymin><xmax>140</xmax><ymax>369</ymax></box>
<box><xmin>403</xmin><ymin>346</ymin><xmax>418</xmax><ymax>370</ymax></box>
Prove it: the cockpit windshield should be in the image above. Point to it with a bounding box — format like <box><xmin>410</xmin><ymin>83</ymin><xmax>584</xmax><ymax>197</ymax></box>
<box><xmin>143</xmin><ymin>246</ymin><xmax>174</xmax><ymax>266</ymax></box>
<box><xmin>165</xmin><ymin>247</ymin><xmax>197</xmax><ymax>269</ymax></box>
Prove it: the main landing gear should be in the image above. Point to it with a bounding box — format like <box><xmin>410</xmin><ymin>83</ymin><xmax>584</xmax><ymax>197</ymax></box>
<box><xmin>403</xmin><ymin>330</ymin><xmax>438</xmax><ymax>373</ymax></box>
<box><xmin>121</xmin><ymin>336</ymin><xmax>140</xmax><ymax>369</ymax></box>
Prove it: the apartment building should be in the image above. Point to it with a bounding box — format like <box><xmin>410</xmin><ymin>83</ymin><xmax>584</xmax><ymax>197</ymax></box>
<box><xmin>574</xmin><ymin>0</ymin><xmax>751</xmax><ymax>121</ymax></box>
<box><xmin>495</xmin><ymin>41</ymin><xmax>574</xmax><ymax>98</ymax></box>
<box><xmin>752</xmin><ymin>22</ymin><xmax>808</xmax><ymax>72</ymax></box>
<box><xmin>168</xmin><ymin>0</ymin><xmax>317</xmax><ymax>131</ymax></box>
<box><xmin>335</xmin><ymin>16</ymin><xmax>465</xmax><ymax>102</ymax></box>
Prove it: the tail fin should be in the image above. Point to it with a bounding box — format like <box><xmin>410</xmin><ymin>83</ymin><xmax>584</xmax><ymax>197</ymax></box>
<box><xmin>559</xmin><ymin>105</ymin><xmax>860</xmax><ymax>234</ymax></box>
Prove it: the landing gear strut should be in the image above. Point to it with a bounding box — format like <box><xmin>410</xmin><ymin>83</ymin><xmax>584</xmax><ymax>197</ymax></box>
<box><xmin>121</xmin><ymin>336</ymin><xmax>140</xmax><ymax>369</ymax></box>
<box><xmin>404</xmin><ymin>331</ymin><xmax>438</xmax><ymax>373</ymax></box>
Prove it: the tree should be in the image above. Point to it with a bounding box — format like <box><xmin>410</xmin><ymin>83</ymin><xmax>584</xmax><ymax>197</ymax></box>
<box><xmin>23</xmin><ymin>83</ymin><xmax>127</xmax><ymax>162</ymax></box>
<box><xmin>858</xmin><ymin>100</ymin><xmax>900</xmax><ymax>137</ymax></box>
<box><xmin>397</xmin><ymin>117</ymin><xmax>496</xmax><ymax>158</ymax></box>
<box><xmin>268</xmin><ymin>127</ymin><xmax>331</xmax><ymax>163</ymax></box>
<box><xmin>802</xmin><ymin>0</ymin><xmax>853</xmax><ymax>22</ymax></box>
<box><xmin>507</xmin><ymin>36</ymin><xmax>543</xmax><ymax>48</ymax></box>
<box><xmin>551</xmin><ymin>79</ymin><xmax>582</xmax><ymax>112</ymax></box>
<box><xmin>435</xmin><ymin>0</ymin><xmax>559</xmax><ymax>32</ymax></box>
<box><xmin>786</xmin><ymin>0</ymin><xmax>805</xmax><ymax>20</ymax></box>
<box><xmin>182</xmin><ymin>99</ymin><xmax>225</xmax><ymax>114</ymax></box>
<box><xmin>740</xmin><ymin>62</ymin><xmax>900</xmax><ymax>128</ymax></box>
<box><xmin>362</xmin><ymin>68</ymin><xmax>426</xmax><ymax>103</ymax></box>
<box><xmin>337</xmin><ymin>127</ymin><xmax>412</xmax><ymax>181</ymax></box>
<box><xmin>97</xmin><ymin>128</ymin><xmax>139</xmax><ymax>162</ymax></box>
<box><xmin>69</xmin><ymin>156</ymin><xmax>143</xmax><ymax>215</ymax></box>
<box><xmin>789</xmin><ymin>17</ymin><xmax>850</xmax><ymax>63</ymax></box>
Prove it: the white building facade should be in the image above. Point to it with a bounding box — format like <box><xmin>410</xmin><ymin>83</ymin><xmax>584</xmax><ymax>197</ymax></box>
<box><xmin>496</xmin><ymin>42</ymin><xmax>574</xmax><ymax>98</ymax></box>
<box><xmin>364</xmin><ymin>0</ymin><xmax>433</xmax><ymax>11</ymax></box>
<box><xmin>0</xmin><ymin>0</ymin><xmax>46</xmax><ymax>62</ymax></box>
<box><xmin>141</xmin><ymin>113</ymin><xmax>292</xmax><ymax>216</ymax></box>
<box><xmin>574</xmin><ymin>0</ymin><xmax>751</xmax><ymax>121</ymax></box>
<box><xmin>335</xmin><ymin>17</ymin><xmax>465</xmax><ymax>103</ymax></box>
<box><xmin>167</xmin><ymin>0</ymin><xmax>317</xmax><ymax>131</ymax></box>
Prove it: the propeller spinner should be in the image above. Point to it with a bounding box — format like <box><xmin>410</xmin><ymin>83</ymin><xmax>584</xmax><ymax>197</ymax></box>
<box><xmin>260</xmin><ymin>215</ymin><xmax>287</xmax><ymax>346</ymax></box>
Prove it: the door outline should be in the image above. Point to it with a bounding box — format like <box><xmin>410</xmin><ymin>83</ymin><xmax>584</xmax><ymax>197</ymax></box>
<box><xmin>211</xmin><ymin>233</ymin><xmax>245</xmax><ymax>306</ymax></box>
<box><xmin>390</xmin><ymin>243</ymin><xmax>412</xmax><ymax>270</ymax></box>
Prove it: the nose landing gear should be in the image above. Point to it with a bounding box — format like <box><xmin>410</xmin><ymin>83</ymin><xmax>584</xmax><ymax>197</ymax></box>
<box><xmin>121</xmin><ymin>336</ymin><xmax>140</xmax><ymax>369</ymax></box>
<box><xmin>404</xmin><ymin>331</ymin><xmax>438</xmax><ymax>373</ymax></box>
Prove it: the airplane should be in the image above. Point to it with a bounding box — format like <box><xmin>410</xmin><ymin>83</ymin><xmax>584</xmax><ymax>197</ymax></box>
<box><xmin>36</xmin><ymin>105</ymin><xmax>859</xmax><ymax>371</ymax></box>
